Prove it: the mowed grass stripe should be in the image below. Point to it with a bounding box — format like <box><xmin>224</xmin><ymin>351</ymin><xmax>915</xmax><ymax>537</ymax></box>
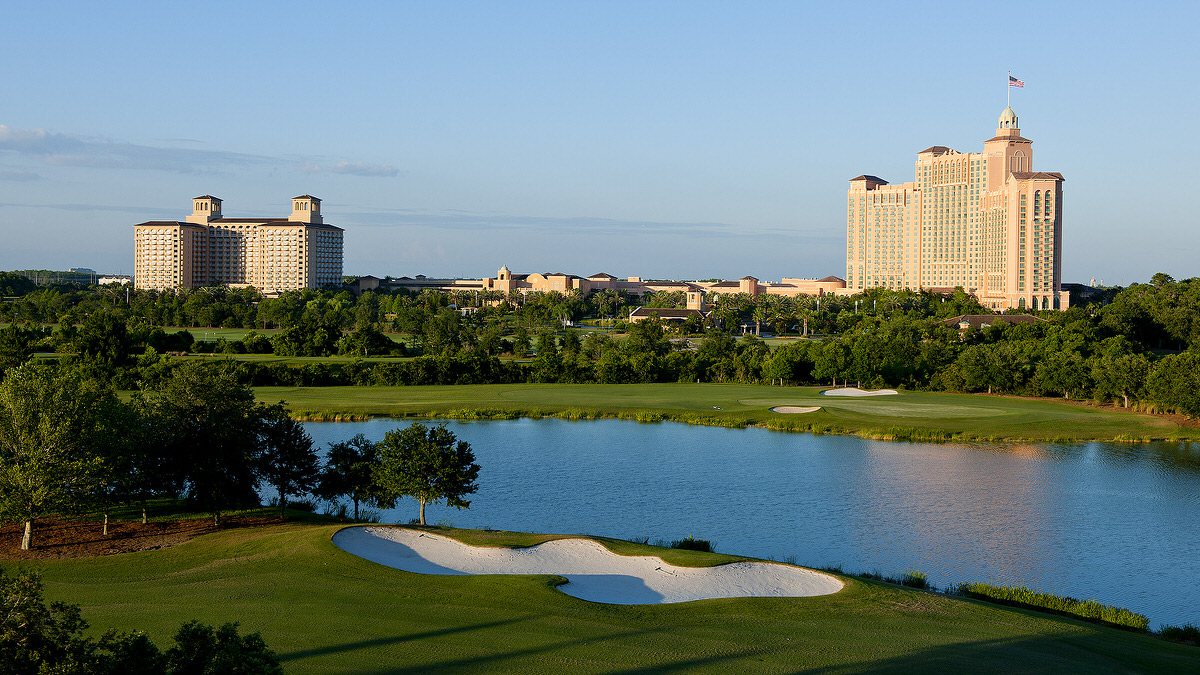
<box><xmin>13</xmin><ymin>525</ymin><xmax>1198</xmax><ymax>674</ymax></box>
<box><xmin>258</xmin><ymin>383</ymin><xmax>1200</xmax><ymax>441</ymax></box>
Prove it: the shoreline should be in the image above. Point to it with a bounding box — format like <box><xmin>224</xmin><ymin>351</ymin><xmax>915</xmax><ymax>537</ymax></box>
<box><xmin>288</xmin><ymin>404</ymin><xmax>1197</xmax><ymax>444</ymax></box>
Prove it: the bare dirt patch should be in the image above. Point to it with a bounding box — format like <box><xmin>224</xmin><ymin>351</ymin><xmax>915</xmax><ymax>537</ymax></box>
<box><xmin>0</xmin><ymin>516</ymin><xmax>287</xmax><ymax>560</ymax></box>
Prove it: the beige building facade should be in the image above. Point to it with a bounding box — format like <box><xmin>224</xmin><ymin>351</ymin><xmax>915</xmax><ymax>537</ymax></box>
<box><xmin>134</xmin><ymin>195</ymin><xmax>343</xmax><ymax>293</ymax></box>
<box><xmin>848</xmin><ymin>107</ymin><xmax>1067</xmax><ymax>310</ymax></box>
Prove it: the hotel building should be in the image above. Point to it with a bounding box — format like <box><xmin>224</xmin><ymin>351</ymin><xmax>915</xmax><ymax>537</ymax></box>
<box><xmin>847</xmin><ymin>107</ymin><xmax>1067</xmax><ymax>310</ymax></box>
<box><xmin>133</xmin><ymin>195</ymin><xmax>343</xmax><ymax>293</ymax></box>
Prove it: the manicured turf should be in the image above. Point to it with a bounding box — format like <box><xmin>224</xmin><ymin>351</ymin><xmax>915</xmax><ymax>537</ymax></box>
<box><xmin>12</xmin><ymin>524</ymin><xmax>1197</xmax><ymax>674</ymax></box>
<box><xmin>255</xmin><ymin>383</ymin><xmax>1200</xmax><ymax>441</ymax></box>
<box><xmin>161</xmin><ymin>326</ymin><xmax>416</xmax><ymax>347</ymax></box>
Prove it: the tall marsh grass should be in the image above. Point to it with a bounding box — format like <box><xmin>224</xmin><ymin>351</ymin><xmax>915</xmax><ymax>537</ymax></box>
<box><xmin>952</xmin><ymin>582</ymin><xmax>1149</xmax><ymax>631</ymax></box>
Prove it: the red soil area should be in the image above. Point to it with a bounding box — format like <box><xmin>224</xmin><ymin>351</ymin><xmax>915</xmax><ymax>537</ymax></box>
<box><xmin>0</xmin><ymin>516</ymin><xmax>287</xmax><ymax>560</ymax></box>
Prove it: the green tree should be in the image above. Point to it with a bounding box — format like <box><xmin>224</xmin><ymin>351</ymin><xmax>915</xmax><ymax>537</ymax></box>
<box><xmin>375</xmin><ymin>423</ymin><xmax>480</xmax><ymax>526</ymax></box>
<box><xmin>0</xmin><ymin>364</ymin><xmax>115</xmax><ymax>550</ymax></box>
<box><xmin>0</xmin><ymin>568</ymin><xmax>281</xmax><ymax>674</ymax></box>
<box><xmin>1092</xmin><ymin>352</ymin><xmax>1150</xmax><ymax>409</ymax></box>
<box><xmin>256</xmin><ymin>404</ymin><xmax>319</xmax><ymax>516</ymax></box>
<box><xmin>511</xmin><ymin>326</ymin><xmax>531</xmax><ymax>357</ymax></box>
<box><xmin>530</xmin><ymin>330</ymin><xmax>562</xmax><ymax>382</ymax></box>
<box><xmin>144</xmin><ymin>362</ymin><xmax>264</xmax><ymax>525</ymax></box>
<box><xmin>74</xmin><ymin>309</ymin><xmax>135</xmax><ymax>377</ymax></box>
<box><xmin>337</xmin><ymin>325</ymin><xmax>398</xmax><ymax>357</ymax></box>
<box><xmin>314</xmin><ymin>434</ymin><xmax>384</xmax><ymax>521</ymax></box>
<box><xmin>1036</xmin><ymin>350</ymin><xmax>1090</xmax><ymax>400</ymax></box>
<box><xmin>165</xmin><ymin>621</ymin><xmax>282</xmax><ymax>675</ymax></box>
<box><xmin>421</xmin><ymin>308</ymin><xmax>462</xmax><ymax>355</ymax></box>
<box><xmin>0</xmin><ymin>323</ymin><xmax>40</xmax><ymax>371</ymax></box>
<box><xmin>1147</xmin><ymin>352</ymin><xmax>1200</xmax><ymax>418</ymax></box>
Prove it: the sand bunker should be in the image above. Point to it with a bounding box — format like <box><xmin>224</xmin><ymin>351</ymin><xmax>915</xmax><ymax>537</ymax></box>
<box><xmin>821</xmin><ymin>387</ymin><xmax>898</xmax><ymax>397</ymax></box>
<box><xmin>770</xmin><ymin>406</ymin><xmax>821</xmax><ymax>414</ymax></box>
<box><xmin>333</xmin><ymin>526</ymin><xmax>842</xmax><ymax>605</ymax></box>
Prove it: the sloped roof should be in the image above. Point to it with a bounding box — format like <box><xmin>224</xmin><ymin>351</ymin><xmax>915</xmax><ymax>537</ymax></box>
<box><xmin>984</xmin><ymin>135</ymin><xmax>1031</xmax><ymax>143</ymax></box>
<box><xmin>917</xmin><ymin>146</ymin><xmax>952</xmax><ymax>155</ymax></box>
<box><xmin>588</xmin><ymin>272</ymin><xmax>616</xmax><ymax>279</ymax></box>
<box><xmin>848</xmin><ymin>175</ymin><xmax>888</xmax><ymax>184</ymax></box>
<box><xmin>193</xmin><ymin>194</ymin><xmax>221</xmax><ymax>200</ymax></box>
<box><xmin>629</xmin><ymin>307</ymin><xmax>706</xmax><ymax>320</ymax></box>
<box><xmin>292</xmin><ymin>194</ymin><xmax>321</xmax><ymax>200</ymax></box>
<box><xmin>1011</xmin><ymin>171</ymin><xmax>1065</xmax><ymax>181</ymax></box>
<box><xmin>211</xmin><ymin>217</ymin><xmax>290</xmax><ymax>223</ymax></box>
<box><xmin>817</xmin><ymin>275</ymin><xmax>845</xmax><ymax>283</ymax></box>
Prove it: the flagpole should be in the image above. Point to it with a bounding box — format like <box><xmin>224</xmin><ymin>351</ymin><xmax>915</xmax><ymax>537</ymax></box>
<box><xmin>1007</xmin><ymin>71</ymin><xmax>1011</xmax><ymax>107</ymax></box>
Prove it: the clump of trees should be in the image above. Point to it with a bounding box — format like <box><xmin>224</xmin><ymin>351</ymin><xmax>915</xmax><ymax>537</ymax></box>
<box><xmin>314</xmin><ymin>424</ymin><xmax>480</xmax><ymax>526</ymax></box>
<box><xmin>0</xmin><ymin>568</ymin><xmax>281</xmax><ymax>674</ymax></box>
<box><xmin>0</xmin><ymin>356</ymin><xmax>485</xmax><ymax>550</ymax></box>
<box><xmin>0</xmin><ymin>361</ymin><xmax>322</xmax><ymax>548</ymax></box>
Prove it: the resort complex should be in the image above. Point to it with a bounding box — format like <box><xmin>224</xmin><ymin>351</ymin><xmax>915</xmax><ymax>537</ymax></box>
<box><xmin>847</xmin><ymin>107</ymin><xmax>1067</xmax><ymax>310</ymax></box>
<box><xmin>351</xmin><ymin>267</ymin><xmax>850</xmax><ymax>301</ymax></box>
<box><xmin>133</xmin><ymin>195</ymin><xmax>344</xmax><ymax>293</ymax></box>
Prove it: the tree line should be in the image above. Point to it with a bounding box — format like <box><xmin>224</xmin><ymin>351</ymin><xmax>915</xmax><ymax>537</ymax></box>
<box><xmin>3</xmin><ymin>273</ymin><xmax>1199</xmax><ymax>417</ymax></box>
<box><xmin>0</xmin><ymin>360</ymin><xmax>479</xmax><ymax>551</ymax></box>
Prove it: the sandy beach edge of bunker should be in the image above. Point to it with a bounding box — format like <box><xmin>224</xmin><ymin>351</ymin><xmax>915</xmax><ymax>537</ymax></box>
<box><xmin>332</xmin><ymin>526</ymin><xmax>843</xmax><ymax>605</ymax></box>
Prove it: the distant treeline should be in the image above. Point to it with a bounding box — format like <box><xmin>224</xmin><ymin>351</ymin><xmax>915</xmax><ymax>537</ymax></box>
<box><xmin>2</xmin><ymin>272</ymin><xmax>1199</xmax><ymax>417</ymax></box>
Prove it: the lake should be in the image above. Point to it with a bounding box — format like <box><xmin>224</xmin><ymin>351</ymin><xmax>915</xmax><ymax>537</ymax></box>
<box><xmin>302</xmin><ymin>418</ymin><xmax>1200</xmax><ymax>628</ymax></box>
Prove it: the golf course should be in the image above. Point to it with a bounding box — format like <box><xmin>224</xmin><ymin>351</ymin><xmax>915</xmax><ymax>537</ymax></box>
<box><xmin>12</xmin><ymin>522</ymin><xmax>1199</xmax><ymax>673</ymax></box>
<box><xmin>258</xmin><ymin>383</ymin><xmax>1200</xmax><ymax>442</ymax></box>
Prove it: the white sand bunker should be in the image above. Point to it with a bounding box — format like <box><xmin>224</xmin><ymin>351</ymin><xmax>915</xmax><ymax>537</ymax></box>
<box><xmin>821</xmin><ymin>387</ymin><xmax>898</xmax><ymax>397</ymax></box>
<box><xmin>770</xmin><ymin>406</ymin><xmax>821</xmax><ymax>414</ymax></box>
<box><xmin>333</xmin><ymin>526</ymin><xmax>842</xmax><ymax>605</ymax></box>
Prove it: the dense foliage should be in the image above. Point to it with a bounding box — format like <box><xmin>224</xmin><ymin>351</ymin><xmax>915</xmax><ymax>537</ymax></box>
<box><xmin>0</xmin><ymin>568</ymin><xmax>281</xmax><ymax>674</ymax></box>
<box><xmin>2</xmin><ymin>273</ymin><xmax>1200</xmax><ymax>417</ymax></box>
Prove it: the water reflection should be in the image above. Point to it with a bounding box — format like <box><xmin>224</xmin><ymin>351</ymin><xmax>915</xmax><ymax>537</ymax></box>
<box><xmin>302</xmin><ymin>418</ymin><xmax>1200</xmax><ymax>628</ymax></box>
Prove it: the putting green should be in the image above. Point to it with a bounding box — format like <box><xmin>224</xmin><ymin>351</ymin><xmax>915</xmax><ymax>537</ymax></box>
<box><xmin>740</xmin><ymin>398</ymin><xmax>1010</xmax><ymax>419</ymax></box>
<box><xmin>259</xmin><ymin>384</ymin><xmax>1200</xmax><ymax>442</ymax></box>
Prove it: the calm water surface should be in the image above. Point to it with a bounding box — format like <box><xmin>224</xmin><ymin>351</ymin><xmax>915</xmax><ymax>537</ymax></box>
<box><xmin>302</xmin><ymin>418</ymin><xmax>1200</xmax><ymax>628</ymax></box>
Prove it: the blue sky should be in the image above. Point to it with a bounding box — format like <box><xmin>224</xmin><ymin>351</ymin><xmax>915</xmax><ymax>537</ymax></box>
<box><xmin>2</xmin><ymin>1</ymin><xmax>1197</xmax><ymax>284</ymax></box>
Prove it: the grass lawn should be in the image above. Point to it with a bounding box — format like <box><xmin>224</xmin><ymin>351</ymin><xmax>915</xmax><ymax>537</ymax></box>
<box><xmin>160</xmin><ymin>326</ymin><xmax>417</xmax><ymax>348</ymax></box>
<box><xmin>9</xmin><ymin>524</ymin><xmax>1196</xmax><ymax>673</ymax></box>
<box><xmin>256</xmin><ymin>383</ymin><xmax>1200</xmax><ymax>442</ymax></box>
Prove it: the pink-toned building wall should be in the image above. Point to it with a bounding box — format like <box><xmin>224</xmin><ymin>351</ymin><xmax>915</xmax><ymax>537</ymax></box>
<box><xmin>847</xmin><ymin>107</ymin><xmax>1068</xmax><ymax>310</ymax></box>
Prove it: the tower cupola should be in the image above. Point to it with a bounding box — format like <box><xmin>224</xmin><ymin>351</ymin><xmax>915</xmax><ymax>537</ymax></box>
<box><xmin>186</xmin><ymin>195</ymin><xmax>222</xmax><ymax>224</ymax></box>
<box><xmin>289</xmin><ymin>195</ymin><xmax>323</xmax><ymax>224</ymax></box>
<box><xmin>997</xmin><ymin>106</ymin><xmax>1019</xmax><ymax>131</ymax></box>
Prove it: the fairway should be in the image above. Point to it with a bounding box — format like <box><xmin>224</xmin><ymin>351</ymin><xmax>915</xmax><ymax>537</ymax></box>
<box><xmin>13</xmin><ymin>524</ymin><xmax>1198</xmax><ymax>674</ymax></box>
<box><xmin>257</xmin><ymin>383</ymin><xmax>1200</xmax><ymax>442</ymax></box>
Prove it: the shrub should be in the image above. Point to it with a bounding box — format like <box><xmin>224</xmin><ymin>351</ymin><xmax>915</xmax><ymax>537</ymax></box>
<box><xmin>669</xmin><ymin>536</ymin><xmax>713</xmax><ymax>552</ymax></box>
<box><xmin>1159</xmin><ymin>623</ymin><xmax>1200</xmax><ymax>646</ymax></box>
<box><xmin>288</xmin><ymin>498</ymin><xmax>317</xmax><ymax>513</ymax></box>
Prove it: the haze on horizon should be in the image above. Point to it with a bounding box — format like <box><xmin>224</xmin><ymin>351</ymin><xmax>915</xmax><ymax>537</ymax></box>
<box><xmin>1</xmin><ymin>1</ymin><xmax>1196</xmax><ymax>286</ymax></box>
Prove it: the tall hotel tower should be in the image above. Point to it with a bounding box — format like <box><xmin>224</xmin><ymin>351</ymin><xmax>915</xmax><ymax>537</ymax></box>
<box><xmin>846</xmin><ymin>107</ymin><xmax>1067</xmax><ymax>310</ymax></box>
<box><xmin>134</xmin><ymin>195</ymin><xmax>344</xmax><ymax>293</ymax></box>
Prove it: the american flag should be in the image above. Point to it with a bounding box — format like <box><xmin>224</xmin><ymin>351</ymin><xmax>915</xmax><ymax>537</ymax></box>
<box><xmin>1009</xmin><ymin>75</ymin><xmax>1025</xmax><ymax>88</ymax></box>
